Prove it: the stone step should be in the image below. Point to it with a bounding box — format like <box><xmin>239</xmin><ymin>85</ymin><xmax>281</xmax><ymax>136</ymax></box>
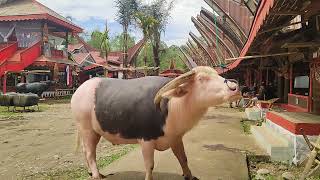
<box><xmin>251</xmin><ymin>124</ymin><xmax>293</xmax><ymax>163</ymax></box>
<box><xmin>245</xmin><ymin>107</ymin><xmax>262</xmax><ymax>121</ymax></box>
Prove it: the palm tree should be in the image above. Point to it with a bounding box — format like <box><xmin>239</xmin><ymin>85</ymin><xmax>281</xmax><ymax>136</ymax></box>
<box><xmin>148</xmin><ymin>0</ymin><xmax>174</xmax><ymax>67</ymax></box>
<box><xmin>134</xmin><ymin>12</ymin><xmax>158</xmax><ymax>67</ymax></box>
<box><xmin>115</xmin><ymin>0</ymin><xmax>140</xmax><ymax>68</ymax></box>
<box><xmin>90</xmin><ymin>20</ymin><xmax>110</xmax><ymax>60</ymax></box>
<box><xmin>100</xmin><ymin>20</ymin><xmax>111</xmax><ymax>60</ymax></box>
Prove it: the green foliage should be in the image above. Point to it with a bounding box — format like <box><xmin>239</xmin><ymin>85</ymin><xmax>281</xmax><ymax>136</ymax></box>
<box><xmin>136</xmin><ymin>42</ymin><xmax>188</xmax><ymax>71</ymax></box>
<box><xmin>88</xmin><ymin>24</ymin><xmax>111</xmax><ymax>59</ymax></box>
<box><xmin>110</xmin><ymin>33</ymin><xmax>135</xmax><ymax>52</ymax></box>
<box><xmin>115</xmin><ymin>0</ymin><xmax>140</xmax><ymax>28</ymax></box>
<box><xmin>159</xmin><ymin>45</ymin><xmax>187</xmax><ymax>71</ymax></box>
<box><xmin>240</xmin><ymin>119</ymin><xmax>252</xmax><ymax>135</ymax></box>
<box><xmin>134</xmin><ymin>12</ymin><xmax>158</xmax><ymax>66</ymax></box>
<box><xmin>134</xmin><ymin>12</ymin><xmax>158</xmax><ymax>39</ymax></box>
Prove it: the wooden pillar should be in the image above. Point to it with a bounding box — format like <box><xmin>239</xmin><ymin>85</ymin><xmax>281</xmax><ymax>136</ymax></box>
<box><xmin>309</xmin><ymin>65</ymin><xmax>313</xmax><ymax>112</ymax></box>
<box><xmin>266</xmin><ymin>68</ymin><xmax>269</xmax><ymax>85</ymax></box>
<box><xmin>20</xmin><ymin>74</ymin><xmax>25</xmax><ymax>83</ymax></box>
<box><xmin>3</xmin><ymin>73</ymin><xmax>7</xmax><ymax>94</ymax></box>
<box><xmin>284</xmin><ymin>78</ymin><xmax>290</xmax><ymax>103</ymax></box>
<box><xmin>277</xmin><ymin>76</ymin><xmax>284</xmax><ymax>102</ymax></box>
<box><xmin>259</xmin><ymin>69</ymin><xmax>262</xmax><ymax>85</ymax></box>
<box><xmin>65</xmin><ymin>32</ymin><xmax>69</xmax><ymax>49</ymax></box>
<box><xmin>290</xmin><ymin>64</ymin><xmax>293</xmax><ymax>94</ymax></box>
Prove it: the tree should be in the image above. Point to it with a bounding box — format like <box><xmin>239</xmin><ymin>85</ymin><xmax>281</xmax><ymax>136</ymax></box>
<box><xmin>147</xmin><ymin>0</ymin><xmax>174</xmax><ymax>67</ymax></box>
<box><xmin>136</xmin><ymin>41</ymin><xmax>188</xmax><ymax>71</ymax></box>
<box><xmin>100</xmin><ymin>20</ymin><xmax>111</xmax><ymax>60</ymax></box>
<box><xmin>115</xmin><ymin>0</ymin><xmax>140</xmax><ymax>68</ymax></box>
<box><xmin>88</xmin><ymin>21</ymin><xmax>111</xmax><ymax>60</ymax></box>
<box><xmin>88</xmin><ymin>20</ymin><xmax>111</xmax><ymax>59</ymax></box>
<box><xmin>110</xmin><ymin>33</ymin><xmax>135</xmax><ymax>52</ymax></box>
<box><xmin>134</xmin><ymin>12</ymin><xmax>158</xmax><ymax>66</ymax></box>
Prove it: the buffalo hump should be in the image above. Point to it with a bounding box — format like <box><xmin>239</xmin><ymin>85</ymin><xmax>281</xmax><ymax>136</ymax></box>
<box><xmin>94</xmin><ymin>76</ymin><xmax>171</xmax><ymax>140</ymax></box>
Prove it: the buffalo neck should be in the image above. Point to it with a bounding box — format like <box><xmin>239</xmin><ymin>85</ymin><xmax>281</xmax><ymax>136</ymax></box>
<box><xmin>165</xmin><ymin>93</ymin><xmax>208</xmax><ymax>136</ymax></box>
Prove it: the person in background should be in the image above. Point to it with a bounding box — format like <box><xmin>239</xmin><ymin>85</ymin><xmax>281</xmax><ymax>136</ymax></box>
<box><xmin>250</xmin><ymin>82</ymin><xmax>258</xmax><ymax>95</ymax></box>
<box><xmin>244</xmin><ymin>91</ymin><xmax>258</xmax><ymax>108</ymax></box>
<box><xmin>257</xmin><ymin>82</ymin><xmax>266</xmax><ymax>100</ymax></box>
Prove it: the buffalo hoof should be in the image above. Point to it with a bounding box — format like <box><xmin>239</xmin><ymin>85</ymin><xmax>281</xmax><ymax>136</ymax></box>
<box><xmin>88</xmin><ymin>172</ymin><xmax>106</xmax><ymax>179</ymax></box>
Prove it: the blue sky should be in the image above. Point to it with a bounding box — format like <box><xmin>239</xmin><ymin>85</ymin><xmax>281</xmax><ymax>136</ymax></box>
<box><xmin>38</xmin><ymin>0</ymin><xmax>212</xmax><ymax>46</ymax></box>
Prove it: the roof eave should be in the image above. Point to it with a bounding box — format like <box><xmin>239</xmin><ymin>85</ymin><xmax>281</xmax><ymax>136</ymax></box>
<box><xmin>0</xmin><ymin>14</ymin><xmax>83</xmax><ymax>33</ymax></box>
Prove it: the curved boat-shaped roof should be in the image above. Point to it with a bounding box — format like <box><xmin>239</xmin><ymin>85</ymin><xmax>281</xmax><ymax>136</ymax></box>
<box><xmin>201</xmin><ymin>8</ymin><xmax>244</xmax><ymax>48</ymax></box>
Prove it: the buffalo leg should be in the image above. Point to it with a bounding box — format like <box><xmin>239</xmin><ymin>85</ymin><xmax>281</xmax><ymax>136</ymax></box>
<box><xmin>81</xmin><ymin>130</ymin><xmax>101</xmax><ymax>179</ymax></box>
<box><xmin>141</xmin><ymin>141</ymin><xmax>155</xmax><ymax>180</ymax></box>
<box><xmin>171</xmin><ymin>138</ymin><xmax>194</xmax><ymax>179</ymax></box>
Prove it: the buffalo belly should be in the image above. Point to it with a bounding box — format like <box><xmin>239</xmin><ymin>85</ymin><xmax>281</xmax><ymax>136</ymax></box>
<box><xmin>94</xmin><ymin>77</ymin><xmax>171</xmax><ymax>141</ymax></box>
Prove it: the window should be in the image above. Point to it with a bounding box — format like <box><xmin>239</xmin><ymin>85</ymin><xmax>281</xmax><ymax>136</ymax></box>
<box><xmin>294</xmin><ymin>76</ymin><xmax>309</xmax><ymax>88</ymax></box>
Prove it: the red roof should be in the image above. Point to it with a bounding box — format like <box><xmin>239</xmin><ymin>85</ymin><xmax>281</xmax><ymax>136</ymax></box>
<box><xmin>73</xmin><ymin>53</ymin><xmax>90</xmax><ymax>64</ymax></box>
<box><xmin>0</xmin><ymin>0</ymin><xmax>82</xmax><ymax>33</ymax></box>
<box><xmin>220</xmin><ymin>0</ymin><xmax>274</xmax><ymax>73</ymax></box>
<box><xmin>34</xmin><ymin>55</ymin><xmax>78</xmax><ymax>66</ymax></box>
<box><xmin>90</xmin><ymin>51</ymin><xmax>107</xmax><ymax>64</ymax></box>
<box><xmin>90</xmin><ymin>51</ymin><xmax>121</xmax><ymax>65</ymax></box>
<box><xmin>68</xmin><ymin>44</ymin><xmax>84</xmax><ymax>52</ymax></box>
<box><xmin>160</xmin><ymin>69</ymin><xmax>184</xmax><ymax>77</ymax></box>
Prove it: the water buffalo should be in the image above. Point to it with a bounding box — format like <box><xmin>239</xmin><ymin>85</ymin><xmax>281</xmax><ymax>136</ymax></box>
<box><xmin>71</xmin><ymin>66</ymin><xmax>241</xmax><ymax>180</ymax></box>
<box><xmin>16</xmin><ymin>81</ymin><xmax>55</xmax><ymax>97</ymax></box>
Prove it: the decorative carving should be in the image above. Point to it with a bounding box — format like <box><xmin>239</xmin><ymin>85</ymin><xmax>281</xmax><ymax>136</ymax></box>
<box><xmin>315</xmin><ymin>66</ymin><xmax>320</xmax><ymax>83</ymax></box>
<box><xmin>275</xmin><ymin>64</ymin><xmax>290</xmax><ymax>79</ymax></box>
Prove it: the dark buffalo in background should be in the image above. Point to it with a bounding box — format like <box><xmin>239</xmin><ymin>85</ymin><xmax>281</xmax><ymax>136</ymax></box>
<box><xmin>15</xmin><ymin>81</ymin><xmax>55</xmax><ymax>97</ymax></box>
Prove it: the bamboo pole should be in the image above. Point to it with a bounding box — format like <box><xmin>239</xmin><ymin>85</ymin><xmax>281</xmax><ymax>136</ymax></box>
<box><xmin>225</xmin><ymin>52</ymin><xmax>299</xmax><ymax>61</ymax></box>
<box><xmin>84</xmin><ymin>60</ymin><xmax>160</xmax><ymax>71</ymax></box>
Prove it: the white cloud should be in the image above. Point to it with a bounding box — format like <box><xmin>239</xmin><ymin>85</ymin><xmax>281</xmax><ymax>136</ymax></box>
<box><xmin>38</xmin><ymin>0</ymin><xmax>212</xmax><ymax>46</ymax></box>
<box><xmin>38</xmin><ymin>0</ymin><xmax>117</xmax><ymax>22</ymax></box>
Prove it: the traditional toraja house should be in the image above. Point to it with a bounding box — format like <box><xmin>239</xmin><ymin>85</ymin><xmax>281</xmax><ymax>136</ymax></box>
<box><xmin>181</xmin><ymin>0</ymin><xmax>255</xmax><ymax>68</ymax></box>
<box><xmin>183</xmin><ymin>0</ymin><xmax>320</xmax><ymax>164</ymax></box>
<box><xmin>68</xmin><ymin>36</ymin><xmax>145</xmax><ymax>82</ymax></box>
<box><xmin>0</xmin><ymin>0</ymin><xmax>83</xmax><ymax>95</ymax></box>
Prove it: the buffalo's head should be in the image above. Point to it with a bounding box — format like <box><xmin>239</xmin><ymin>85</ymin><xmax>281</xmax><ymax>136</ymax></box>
<box><xmin>154</xmin><ymin>66</ymin><xmax>241</xmax><ymax>108</ymax></box>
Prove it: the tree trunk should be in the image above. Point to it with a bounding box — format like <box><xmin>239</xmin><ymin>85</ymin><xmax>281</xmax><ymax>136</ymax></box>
<box><xmin>122</xmin><ymin>25</ymin><xmax>129</xmax><ymax>79</ymax></box>
<box><xmin>152</xmin><ymin>31</ymin><xmax>161</xmax><ymax>75</ymax></box>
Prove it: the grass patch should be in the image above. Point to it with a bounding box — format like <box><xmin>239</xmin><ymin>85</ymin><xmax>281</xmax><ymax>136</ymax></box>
<box><xmin>252</xmin><ymin>175</ymin><xmax>277</xmax><ymax>180</ymax></box>
<box><xmin>240</xmin><ymin>118</ymin><xmax>252</xmax><ymax>134</ymax></box>
<box><xmin>0</xmin><ymin>103</ymin><xmax>50</xmax><ymax>119</ymax></box>
<box><xmin>24</xmin><ymin>145</ymin><xmax>137</xmax><ymax>180</ymax></box>
<box><xmin>97</xmin><ymin>145</ymin><xmax>136</xmax><ymax>169</ymax></box>
<box><xmin>238</xmin><ymin>107</ymin><xmax>245</xmax><ymax>112</ymax></box>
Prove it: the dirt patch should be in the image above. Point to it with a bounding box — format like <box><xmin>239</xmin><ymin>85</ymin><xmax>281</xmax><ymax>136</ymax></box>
<box><xmin>0</xmin><ymin>102</ymin><xmax>135</xmax><ymax>179</ymax></box>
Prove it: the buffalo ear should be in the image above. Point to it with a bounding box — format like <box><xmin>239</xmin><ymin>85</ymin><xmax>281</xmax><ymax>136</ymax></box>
<box><xmin>162</xmin><ymin>83</ymin><xmax>189</xmax><ymax>99</ymax></box>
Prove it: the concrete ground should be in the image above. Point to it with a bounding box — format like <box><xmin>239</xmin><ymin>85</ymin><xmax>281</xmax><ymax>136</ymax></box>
<box><xmin>101</xmin><ymin>106</ymin><xmax>264</xmax><ymax>180</ymax></box>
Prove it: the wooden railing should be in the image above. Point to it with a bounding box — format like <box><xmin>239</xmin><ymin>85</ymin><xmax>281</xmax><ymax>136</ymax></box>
<box><xmin>20</xmin><ymin>41</ymin><xmax>41</xmax><ymax>67</ymax></box>
<box><xmin>41</xmin><ymin>89</ymin><xmax>75</xmax><ymax>98</ymax></box>
<box><xmin>0</xmin><ymin>42</ymin><xmax>18</xmax><ymax>64</ymax></box>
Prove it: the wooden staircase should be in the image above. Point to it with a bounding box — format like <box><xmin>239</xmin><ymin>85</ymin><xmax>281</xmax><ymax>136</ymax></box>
<box><xmin>0</xmin><ymin>41</ymin><xmax>42</xmax><ymax>77</ymax></box>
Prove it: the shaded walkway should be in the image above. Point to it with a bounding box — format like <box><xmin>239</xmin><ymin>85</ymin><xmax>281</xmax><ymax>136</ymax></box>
<box><xmin>101</xmin><ymin>106</ymin><xmax>264</xmax><ymax>180</ymax></box>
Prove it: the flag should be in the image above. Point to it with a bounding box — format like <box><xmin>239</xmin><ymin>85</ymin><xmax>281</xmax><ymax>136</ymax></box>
<box><xmin>66</xmin><ymin>65</ymin><xmax>70</xmax><ymax>86</ymax></box>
